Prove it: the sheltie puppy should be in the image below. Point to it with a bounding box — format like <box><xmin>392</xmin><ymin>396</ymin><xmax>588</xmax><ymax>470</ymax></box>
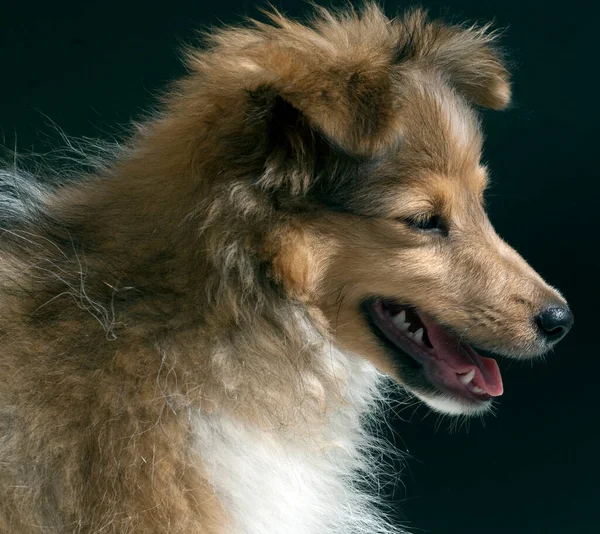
<box><xmin>0</xmin><ymin>3</ymin><xmax>572</xmax><ymax>533</ymax></box>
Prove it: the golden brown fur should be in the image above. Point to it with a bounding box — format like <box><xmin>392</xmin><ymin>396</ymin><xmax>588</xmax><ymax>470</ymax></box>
<box><xmin>0</xmin><ymin>4</ymin><xmax>570</xmax><ymax>533</ymax></box>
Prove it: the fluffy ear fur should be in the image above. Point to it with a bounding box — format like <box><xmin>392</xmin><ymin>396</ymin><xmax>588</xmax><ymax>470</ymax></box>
<box><xmin>183</xmin><ymin>4</ymin><xmax>510</xmax><ymax>196</ymax></box>
<box><xmin>187</xmin><ymin>5</ymin><xmax>403</xmax><ymax>161</ymax></box>
<box><xmin>394</xmin><ymin>9</ymin><xmax>511</xmax><ymax>110</ymax></box>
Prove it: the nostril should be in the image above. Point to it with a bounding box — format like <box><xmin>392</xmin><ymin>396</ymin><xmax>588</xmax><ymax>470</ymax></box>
<box><xmin>536</xmin><ymin>306</ymin><xmax>574</xmax><ymax>343</ymax></box>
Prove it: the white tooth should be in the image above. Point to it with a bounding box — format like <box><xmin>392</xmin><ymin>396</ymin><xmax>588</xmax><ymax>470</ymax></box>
<box><xmin>471</xmin><ymin>385</ymin><xmax>485</xmax><ymax>394</ymax></box>
<box><xmin>392</xmin><ymin>310</ymin><xmax>406</xmax><ymax>327</ymax></box>
<box><xmin>459</xmin><ymin>369</ymin><xmax>476</xmax><ymax>385</ymax></box>
<box><xmin>400</xmin><ymin>322</ymin><xmax>411</xmax><ymax>332</ymax></box>
<box><xmin>413</xmin><ymin>328</ymin><xmax>424</xmax><ymax>344</ymax></box>
<box><xmin>405</xmin><ymin>331</ymin><xmax>413</xmax><ymax>338</ymax></box>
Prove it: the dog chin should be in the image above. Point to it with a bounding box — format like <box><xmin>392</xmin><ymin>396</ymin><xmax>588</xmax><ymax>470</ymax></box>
<box><xmin>412</xmin><ymin>390</ymin><xmax>494</xmax><ymax>416</ymax></box>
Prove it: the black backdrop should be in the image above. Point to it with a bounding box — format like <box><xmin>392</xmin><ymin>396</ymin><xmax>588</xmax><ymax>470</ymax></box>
<box><xmin>1</xmin><ymin>1</ymin><xmax>597</xmax><ymax>533</ymax></box>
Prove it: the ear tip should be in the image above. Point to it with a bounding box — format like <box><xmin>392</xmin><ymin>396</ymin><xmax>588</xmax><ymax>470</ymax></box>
<box><xmin>488</xmin><ymin>81</ymin><xmax>512</xmax><ymax>110</ymax></box>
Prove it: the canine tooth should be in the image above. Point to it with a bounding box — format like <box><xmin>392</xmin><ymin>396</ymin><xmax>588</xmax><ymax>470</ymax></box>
<box><xmin>471</xmin><ymin>385</ymin><xmax>485</xmax><ymax>394</ymax></box>
<box><xmin>459</xmin><ymin>370</ymin><xmax>476</xmax><ymax>385</ymax></box>
<box><xmin>392</xmin><ymin>310</ymin><xmax>406</xmax><ymax>327</ymax></box>
<box><xmin>413</xmin><ymin>328</ymin><xmax>424</xmax><ymax>344</ymax></box>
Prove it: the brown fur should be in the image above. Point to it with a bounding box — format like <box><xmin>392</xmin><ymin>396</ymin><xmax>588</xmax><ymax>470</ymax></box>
<box><xmin>0</xmin><ymin>4</ymin><xmax>568</xmax><ymax>532</ymax></box>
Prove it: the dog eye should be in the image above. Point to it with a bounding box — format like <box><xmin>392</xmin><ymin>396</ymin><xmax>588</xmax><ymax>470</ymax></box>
<box><xmin>404</xmin><ymin>214</ymin><xmax>447</xmax><ymax>234</ymax></box>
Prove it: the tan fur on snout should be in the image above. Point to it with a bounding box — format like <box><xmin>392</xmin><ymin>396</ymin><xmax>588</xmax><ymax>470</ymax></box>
<box><xmin>295</xmin><ymin>173</ymin><xmax>566</xmax><ymax>375</ymax></box>
<box><xmin>0</xmin><ymin>4</ymin><xmax>569</xmax><ymax>532</ymax></box>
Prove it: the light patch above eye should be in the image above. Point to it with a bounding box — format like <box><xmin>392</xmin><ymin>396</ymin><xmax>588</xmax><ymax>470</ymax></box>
<box><xmin>386</xmin><ymin>187</ymin><xmax>438</xmax><ymax>220</ymax></box>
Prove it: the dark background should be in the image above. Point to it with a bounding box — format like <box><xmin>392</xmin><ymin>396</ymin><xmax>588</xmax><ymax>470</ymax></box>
<box><xmin>0</xmin><ymin>1</ymin><xmax>597</xmax><ymax>533</ymax></box>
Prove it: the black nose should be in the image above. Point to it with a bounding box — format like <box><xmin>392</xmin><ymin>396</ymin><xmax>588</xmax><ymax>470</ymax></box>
<box><xmin>536</xmin><ymin>306</ymin><xmax>574</xmax><ymax>343</ymax></box>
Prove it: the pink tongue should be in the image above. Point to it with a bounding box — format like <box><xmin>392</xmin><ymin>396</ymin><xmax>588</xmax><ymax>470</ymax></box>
<box><xmin>419</xmin><ymin>314</ymin><xmax>503</xmax><ymax>397</ymax></box>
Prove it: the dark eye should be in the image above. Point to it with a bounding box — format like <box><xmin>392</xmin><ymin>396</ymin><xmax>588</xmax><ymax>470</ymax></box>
<box><xmin>405</xmin><ymin>214</ymin><xmax>447</xmax><ymax>234</ymax></box>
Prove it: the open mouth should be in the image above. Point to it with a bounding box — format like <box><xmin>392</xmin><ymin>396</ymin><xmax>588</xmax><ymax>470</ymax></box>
<box><xmin>362</xmin><ymin>298</ymin><xmax>503</xmax><ymax>408</ymax></box>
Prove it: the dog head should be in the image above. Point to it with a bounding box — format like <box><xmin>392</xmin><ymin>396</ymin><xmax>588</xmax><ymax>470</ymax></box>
<box><xmin>188</xmin><ymin>5</ymin><xmax>573</xmax><ymax>415</ymax></box>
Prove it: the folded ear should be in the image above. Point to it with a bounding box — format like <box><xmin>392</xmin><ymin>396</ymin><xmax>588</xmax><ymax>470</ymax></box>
<box><xmin>183</xmin><ymin>5</ymin><xmax>511</xmax><ymax>195</ymax></box>
<box><xmin>222</xmin><ymin>6</ymin><xmax>403</xmax><ymax>158</ymax></box>
<box><xmin>395</xmin><ymin>9</ymin><xmax>511</xmax><ymax>110</ymax></box>
<box><xmin>184</xmin><ymin>5</ymin><xmax>403</xmax><ymax>193</ymax></box>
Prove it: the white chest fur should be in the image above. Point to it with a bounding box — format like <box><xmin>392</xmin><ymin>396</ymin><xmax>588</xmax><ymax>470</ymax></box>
<box><xmin>192</xmin><ymin>353</ymin><xmax>404</xmax><ymax>534</ymax></box>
